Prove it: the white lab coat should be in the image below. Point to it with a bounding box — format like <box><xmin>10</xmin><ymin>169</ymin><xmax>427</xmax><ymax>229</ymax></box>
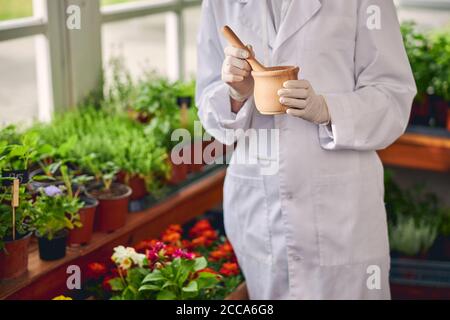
<box><xmin>196</xmin><ymin>0</ymin><xmax>416</xmax><ymax>300</ymax></box>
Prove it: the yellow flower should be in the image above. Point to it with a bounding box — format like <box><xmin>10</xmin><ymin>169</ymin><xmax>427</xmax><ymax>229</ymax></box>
<box><xmin>52</xmin><ymin>295</ymin><xmax>73</xmax><ymax>300</ymax></box>
<box><xmin>120</xmin><ymin>257</ymin><xmax>132</xmax><ymax>270</ymax></box>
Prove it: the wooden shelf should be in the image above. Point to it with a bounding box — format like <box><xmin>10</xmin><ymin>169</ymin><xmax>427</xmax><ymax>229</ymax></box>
<box><xmin>0</xmin><ymin>167</ymin><xmax>226</xmax><ymax>300</ymax></box>
<box><xmin>378</xmin><ymin>133</ymin><xmax>450</xmax><ymax>172</ymax></box>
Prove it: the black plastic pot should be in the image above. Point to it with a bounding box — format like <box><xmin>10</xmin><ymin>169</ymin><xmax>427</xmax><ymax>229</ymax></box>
<box><xmin>36</xmin><ymin>230</ymin><xmax>68</xmax><ymax>261</ymax></box>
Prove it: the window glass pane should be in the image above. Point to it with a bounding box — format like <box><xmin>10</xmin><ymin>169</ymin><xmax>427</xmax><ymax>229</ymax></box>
<box><xmin>0</xmin><ymin>0</ymin><xmax>33</xmax><ymax>21</ymax></box>
<box><xmin>102</xmin><ymin>14</ymin><xmax>167</xmax><ymax>79</ymax></box>
<box><xmin>0</xmin><ymin>37</ymin><xmax>38</xmax><ymax>126</ymax></box>
<box><xmin>184</xmin><ymin>6</ymin><xmax>201</xmax><ymax>79</ymax></box>
<box><xmin>397</xmin><ymin>7</ymin><xmax>450</xmax><ymax>28</ymax></box>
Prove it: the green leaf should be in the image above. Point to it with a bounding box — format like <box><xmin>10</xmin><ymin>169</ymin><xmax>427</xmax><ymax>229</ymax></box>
<box><xmin>182</xmin><ymin>281</ymin><xmax>198</xmax><ymax>293</ymax></box>
<box><xmin>108</xmin><ymin>278</ymin><xmax>125</xmax><ymax>291</ymax></box>
<box><xmin>139</xmin><ymin>284</ymin><xmax>161</xmax><ymax>292</ymax></box>
<box><xmin>193</xmin><ymin>257</ymin><xmax>207</xmax><ymax>272</ymax></box>
<box><xmin>197</xmin><ymin>271</ymin><xmax>219</xmax><ymax>279</ymax></box>
<box><xmin>156</xmin><ymin>290</ymin><xmax>177</xmax><ymax>300</ymax></box>
<box><xmin>142</xmin><ymin>270</ymin><xmax>166</xmax><ymax>283</ymax></box>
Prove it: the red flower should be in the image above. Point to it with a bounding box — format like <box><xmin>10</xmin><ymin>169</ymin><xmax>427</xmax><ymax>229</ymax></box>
<box><xmin>202</xmin><ymin>229</ymin><xmax>218</xmax><ymax>241</ymax></box>
<box><xmin>86</xmin><ymin>262</ymin><xmax>108</xmax><ymax>280</ymax></box>
<box><xmin>102</xmin><ymin>276</ymin><xmax>114</xmax><ymax>292</ymax></box>
<box><xmin>165</xmin><ymin>244</ymin><xmax>178</xmax><ymax>256</ymax></box>
<box><xmin>208</xmin><ymin>240</ymin><xmax>237</xmax><ymax>262</ymax></box>
<box><xmin>219</xmin><ymin>262</ymin><xmax>240</xmax><ymax>277</ymax></box>
<box><xmin>134</xmin><ymin>239</ymin><xmax>159</xmax><ymax>253</ymax></box>
<box><xmin>189</xmin><ymin>219</ymin><xmax>213</xmax><ymax>238</ymax></box>
<box><xmin>208</xmin><ymin>249</ymin><xmax>228</xmax><ymax>262</ymax></box>
<box><xmin>162</xmin><ymin>231</ymin><xmax>181</xmax><ymax>244</ymax></box>
<box><xmin>166</xmin><ymin>224</ymin><xmax>183</xmax><ymax>234</ymax></box>
<box><xmin>191</xmin><ymin>236</ymin><xmax>208</xmax><ymax>248</ymax></box>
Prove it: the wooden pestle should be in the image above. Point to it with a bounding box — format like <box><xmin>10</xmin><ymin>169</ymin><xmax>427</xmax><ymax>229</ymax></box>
<box><xmin>221</xmin><ymin>26</ymin><xmax>267</xmax><ymax>72</ymax></box>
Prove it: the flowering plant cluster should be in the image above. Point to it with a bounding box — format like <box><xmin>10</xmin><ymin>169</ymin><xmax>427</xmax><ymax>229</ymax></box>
<box><xmin>28</xmin><ymin>185</ymin><xmax>83</xmax><ymax>240</ymax></box>
<box><xmin>84</xmin><ymin>219</ymin><xmax>243</xmax><ymax>300</ymax></box>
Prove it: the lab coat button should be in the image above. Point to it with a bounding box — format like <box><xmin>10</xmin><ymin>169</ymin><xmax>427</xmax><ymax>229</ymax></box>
<box><xmin>293</xmin><ymin>255</ymin><xmax>302</xmax><ymax>261</ymax></box>
<box><xmin>285</xmin><ymin>192</ymin><xmax>293</xmax><ymax>200</ymax></box>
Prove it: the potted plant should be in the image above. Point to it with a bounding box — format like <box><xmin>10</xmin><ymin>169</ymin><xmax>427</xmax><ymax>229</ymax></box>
<box><xmin>83</xmin><ymin>155</ymin><xmax>131</xmax><ymax>233</ymax></box>
<box><xmin>28</xmin><ymin>137</ymin><xmax>78</xmax><ymax>193</ymax></box>
<box><xmin>389</xmin><ymin>215</ymin><xmax>438</xmax><ymax>259</ymax></box>
<box><xmin>29</xmin><ymin>185</ymin><xmax>83</xmax><ymax>261</ymax></box>
<box><xmin>56</xmin><ymin>164</ymin><xmax>98</xmax><ymax>247</ymax></box>
<box><xmin>0</xmin><ymin>183</ymin><xmax>32</xmax><ymax>280</ymax></box>
<box><xmin>83</xmin><ymin>220</ymin><xmax>243</xmax><ymax>300</ymax></box>
<box><xmin>385</xmin><ymin>170</ymin><xmax>446</xmax><ymax>259</ymax></box>
<box><xmin>115</xmin><ymin>127</ymin><xmax>169</xmax><ymax>201</ymax></box>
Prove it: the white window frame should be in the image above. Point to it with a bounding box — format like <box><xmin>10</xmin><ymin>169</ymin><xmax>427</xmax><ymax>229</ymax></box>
<box><xmin>0</xmin><ymin>0</ymin><xmax>201</xmax><ymax>122</ymax></box>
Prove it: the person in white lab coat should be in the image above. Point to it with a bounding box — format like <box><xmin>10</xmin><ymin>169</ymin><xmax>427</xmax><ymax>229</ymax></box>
<box><xmin>196</xmin><ymin>0</ymin><xmax>416</xmax><ymax>300</ymax></box>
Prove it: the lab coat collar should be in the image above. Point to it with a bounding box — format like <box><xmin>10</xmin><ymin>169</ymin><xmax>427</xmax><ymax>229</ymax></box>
<box><xmin>238</xmin><ymin>0</ymin><xmax>322</xmax><ymax>52</ymax></box>
<box><xmin>274</xmin><ymin>0</ymin><xmax>322</xmax><ymax>51</ymax></box>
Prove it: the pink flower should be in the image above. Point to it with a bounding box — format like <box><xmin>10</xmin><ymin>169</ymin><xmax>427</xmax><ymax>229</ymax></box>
<box><xmin>172</xmin><ymin>248</ymin><xmax>195</xmax><ymax>260</ymax></box>
<box><xmin>145</xmin><ymin>241</ymin><xmax>167</xmax><ymax>261</ymax></box>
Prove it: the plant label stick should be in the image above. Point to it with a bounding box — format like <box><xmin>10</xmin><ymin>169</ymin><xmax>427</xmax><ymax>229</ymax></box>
<box><xmin>12</xmin><ymin>179</ymin><xmax>19</xmax><ymax>240</ymax></box>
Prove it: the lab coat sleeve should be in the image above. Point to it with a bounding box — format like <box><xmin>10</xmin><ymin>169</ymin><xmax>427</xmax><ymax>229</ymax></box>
<box><xmin>195</xmin><ymin>0</ymin><xmax>254</xmax><ymax>146</ymax></box>
<box><xmin>319</xmin><ymin>0</ymin><xmax>417</xmax><ymax>151</ymax></box>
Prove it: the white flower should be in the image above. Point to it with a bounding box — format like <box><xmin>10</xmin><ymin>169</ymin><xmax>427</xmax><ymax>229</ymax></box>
<box><xmin>111</xmin><ymin>245</ymin><xmax>146</xmax><ymax>269</ymax></box>
<box><xmin>131</xmin><ymin>252</ymin><xmax>146</xmax><ymax>267</ymax></box>
<box><xmin>120</xmin><ymin>257</ymin><xmax>132</xmax><ymax>270</ymax></box>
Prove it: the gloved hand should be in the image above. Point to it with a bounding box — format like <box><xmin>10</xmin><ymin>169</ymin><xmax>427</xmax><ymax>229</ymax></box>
<box><xmin>278</xmin><ymin>80</ymin><xmax>331</xmax><ymax>125</ymax></box>
<box><xmin>222</xmin><ymin>45</ymin><xmax>255</xmax><ymax>102</ymax></box>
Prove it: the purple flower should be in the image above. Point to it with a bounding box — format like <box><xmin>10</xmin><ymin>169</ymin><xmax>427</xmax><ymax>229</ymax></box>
<box><xmin>43</xmin><ymin>185</ymin><xmax>62</xmax><ymax>197</ymax></box>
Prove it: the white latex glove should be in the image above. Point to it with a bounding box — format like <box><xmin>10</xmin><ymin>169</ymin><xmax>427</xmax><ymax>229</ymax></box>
<box><xmin>222</xmin><ymin>45</ymin><xmax>255</xmax><ymax>102</ymax></box>
<box><xmin>278</xmin><ymin>80</ymin><xmax>331</xmax><ymax>125</ymax></box>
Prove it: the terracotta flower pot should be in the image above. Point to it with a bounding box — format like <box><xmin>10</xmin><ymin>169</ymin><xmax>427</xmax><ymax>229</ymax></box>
<box><xmin>117</xmin><ymin>172</ymin><xmax>148</xmax><ymax>201</ymax></box>
<box><xmin>189</xmin><ymin>141</ymin><xmax>206</xmax><ymax>173</ymax></box>
<box><xmin>68</xmin><ymin>197</ymin><xmax>99</xmax><ymax>247</ymax></box>
<box><xmin>87</xmin><ymin>183</ymin><xmax>132</xmax><ymax>233</ymax></box>
<box><xmin>0</xmin><ymin>233</ymin><xmax>31</xmax><ymax>280</ymax></box>
<box><xmin>252</xmin><ymin>66</ymin><xmax>300</xmax><ymax>115</ymax></box>
<box><xmin>168</xmin><ymin>157</ymin><xmax>188</xmax><ymax>186</ymax></box>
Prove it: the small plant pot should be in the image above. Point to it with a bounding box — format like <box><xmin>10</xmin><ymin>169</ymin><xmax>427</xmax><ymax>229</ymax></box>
<box><xmin>87</xmin><ymin>183</ymin><xmax>132</xmax><ymax>233</ymax></box>
<box><xmin>252</xmin><ymin>66</ymin><xmax>300</xmax><ymax>115</ymax></box>
<box><xmin>37</xmin><ymin>230</ymin><xmax>68</xmax><ymax>261</ymax></box>
<box><xmin>189</xmin><ymin>141</ymin><xmax>206</xmax><ymax>173</ymax></box>
<box><xmin>168</xmin><ymin>158</ymin><xmax>188</xmax><ymax>185</ymax></box>
<box><xmin>117</xmin><ymin>172</ymin><xmax>148</xmax><ymax>201</ymax></box>
<box><xmin>68</xmin><ymin>197</ymin><xmax>99</xmax><ymax>247</ymax></box>
<box><xmin>0</xmin><ymin>233</ymin><xmax>31</xmax><ymax>280</ymax></box>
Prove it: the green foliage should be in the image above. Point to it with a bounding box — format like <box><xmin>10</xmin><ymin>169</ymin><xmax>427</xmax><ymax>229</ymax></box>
<box><xmin>0</xmin><ymin>125</ymin><xmax>21</xmax><ymax>145</ymax></box>
<box><xmin>109</xmin><ymin>267</ymin><xmax>151</xmax><ymax>300</ymax></box>
<box><xmin>0</xmin><ymin>132</ymin><xmax>42</xmax><ymax>171</ymax></box>
<box><xmin>385</xmin><ymin>169</ymin><xmax>449</xmax><ymax>255</ymax></box>
<box><xmin>0</xmin><ymin>185</ymin><xmax>32</xmax><ymax>250</ymax></box>
<box><xmin>429</xmin><ymin>28</ymin><xmax>450</xmax><ymax>100</ymax></box>
<box><xmin>389</xmin><ymin>215</ymin><xmax>438</xmax><ymax>256</ymax></box>
<box><xmin>31</xmin><ymin>107</ymin><xmax>169</xmax><ymax>193</ymax></box>
<box><xmin>28</xmin><ymin>188</ymin><xmax>83</xmax><ymax>240</ymax></box>
<box><xmin>139</xmin><ymin>257</ymin><xmax>220</xmax><ymax>300</ymax></box>
<box><xmin>401</xmin><ymin>22</ymin><xmax>450</xmax><ymax>101</ymax></box>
